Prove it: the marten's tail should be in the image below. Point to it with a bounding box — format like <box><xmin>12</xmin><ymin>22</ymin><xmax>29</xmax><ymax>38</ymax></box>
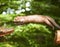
<box><xmin>45</xmin><ymin>16</ymin><xmax>60</xmax><ymax>29</ymax></box>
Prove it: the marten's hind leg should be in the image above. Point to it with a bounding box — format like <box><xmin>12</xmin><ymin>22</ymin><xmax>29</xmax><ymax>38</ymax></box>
<box><xmin>45</xmin><ymin>16</ymin><xmax>60</xmax><ymax>29</ymax></box>
<box><xmin>44</xmin><ymin>19</ymin><xmax>54</xmax><ymax>30</ymax></box>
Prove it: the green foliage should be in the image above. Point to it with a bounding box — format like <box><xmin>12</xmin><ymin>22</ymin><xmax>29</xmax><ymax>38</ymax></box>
<box><xmin>0</xmin><ymin>23</ymin><xmax>54</xmax><ymax>47</ymax></box>
<box><xmin>31</xmin><ymin>1</ymin><xmax>60</xmax><ymax>16</ymax></box>
<box><xmin>0</xmin><ymin>0</ymin><xmax>60</xmax><ymax>47</ymax></box>
<box><xmin>0</xmin><ymin>14</ymin><xmax>15</xmax><ymax>24</ymax></box>
<box><xmin>0</xmin><ymin>0</ymin><xmax>22</xmax><ymax>13</ymax></box>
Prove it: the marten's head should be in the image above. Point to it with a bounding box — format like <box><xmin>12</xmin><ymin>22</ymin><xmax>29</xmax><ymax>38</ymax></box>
<box><xmin>13</xmin><ymin>16</ymin><xmax>25</xmax><ymax>25</ymax></box>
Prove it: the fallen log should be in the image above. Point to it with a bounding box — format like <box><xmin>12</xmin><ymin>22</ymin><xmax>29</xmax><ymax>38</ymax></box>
<box><xmin>0</xmin><ymin>27</ymin><xmax>14</xmax><ymax>37</ymax></box>
<box><xmin>54</xmin><ymin>30</ymin><xmax>60</xmax><ymax>44</ymax></box>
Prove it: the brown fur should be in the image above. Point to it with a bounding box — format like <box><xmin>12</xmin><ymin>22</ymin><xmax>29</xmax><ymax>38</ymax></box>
<box><xmin>13</xmin><ymin>15</ymin><xmax>60</xmax><ymax>29</ymax></box>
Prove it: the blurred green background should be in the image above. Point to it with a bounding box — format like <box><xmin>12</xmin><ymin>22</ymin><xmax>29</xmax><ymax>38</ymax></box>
<box><xmin>0</xmin><ymin>0</ymin><xmax>60</xmax><ymax>47</ymax></box>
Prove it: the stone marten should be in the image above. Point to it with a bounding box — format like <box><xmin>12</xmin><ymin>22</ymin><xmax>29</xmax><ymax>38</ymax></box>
<box><xmin>13</xmin><ymin>15</ymin><xmax>60</xmax><ymax>30</ymax></box>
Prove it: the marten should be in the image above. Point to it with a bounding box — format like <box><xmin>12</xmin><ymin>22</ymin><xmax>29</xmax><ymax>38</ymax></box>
<box><xmin>13</xmin><ymin>15</ymin><xmax>60</xmax><ymax>30</ymax></box>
